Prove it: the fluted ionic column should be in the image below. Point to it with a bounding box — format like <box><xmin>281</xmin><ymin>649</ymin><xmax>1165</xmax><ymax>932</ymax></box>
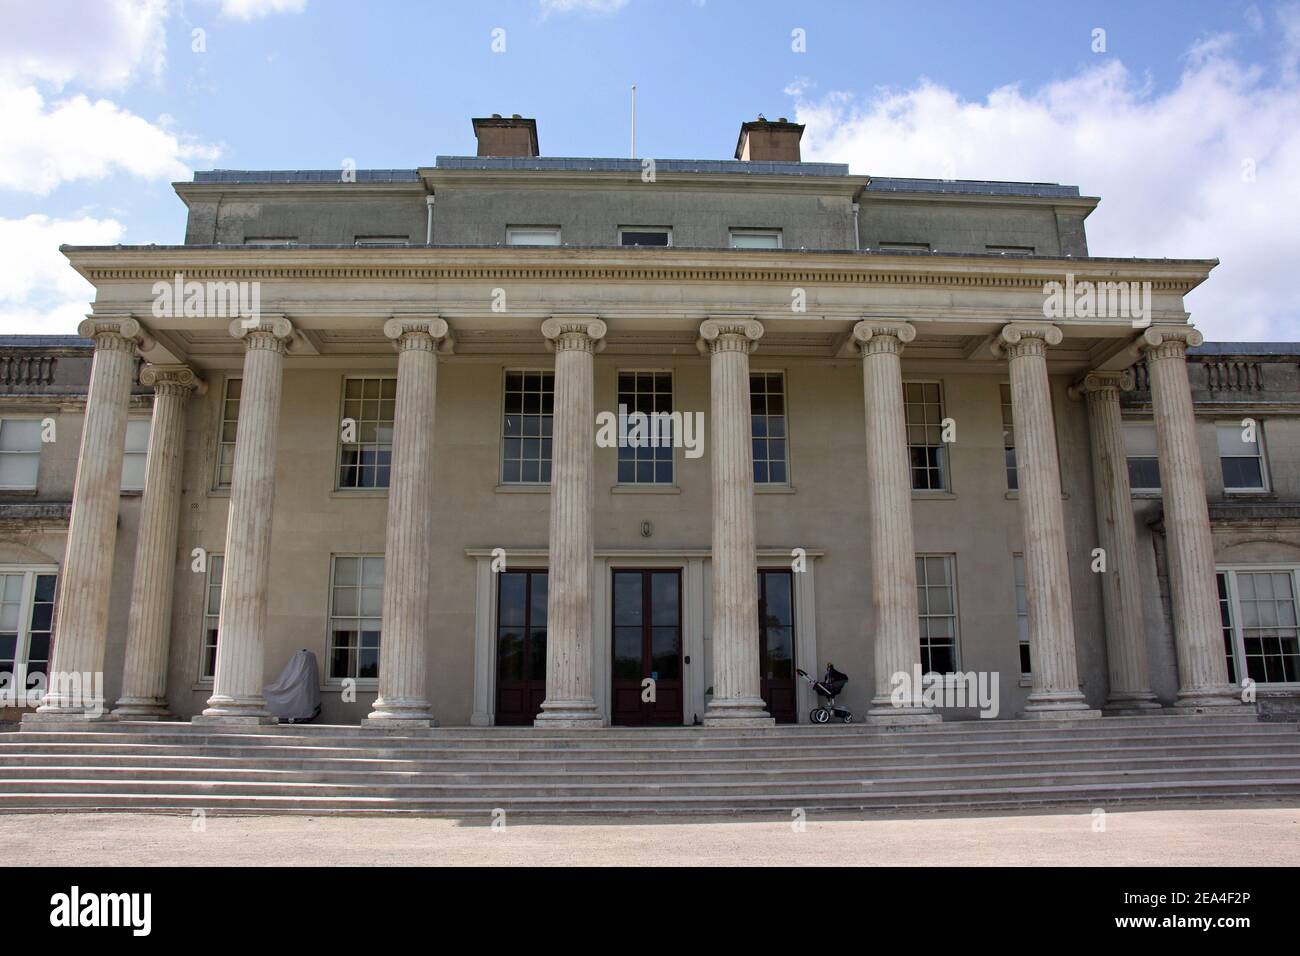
<box><xmin>535</xmin><ymin>316</ymin><xmax>606</xmax><ymax>727</ymax></box>
<box><xmin>1073</xmin><ymin>371</ymin><xmax>1160</xmax><ymax>712</ymax></box>
<box><xmin>112</xmin><ymin>365</ymin><xmax>204</xmax><ymax>719</ymax></box>
<box><xmin>1140</xmin><ymin>325</ymin><xmax>1239</xmax><ymax>708</ymax></box>
<box><xmin>29</xmin><ymin>316</ymin><xmax>151</xmax><ymax>721</ymax></box>
<box><xmin>365</xmin><ymin>317</ymin><xmax>450</xmax><ymax>727</ymax></box>
<box><xmin>699</xmin><ymin>318</ymin><xmax>772</xmax><ymax>727</ymax></box>
<box><xmin>195</xmin><ymin>316</ymin><xmax>294</xmax><ymax>725</ymax></box>
<box><xmin>854</xmin><ymin>321</ymin><xmax>939</xmax><ymax>723</ymax></box>
<box><xmin>994</xmin><ymin>324</ymin><xmax>1098</xmax><ymax>718</ymax></box>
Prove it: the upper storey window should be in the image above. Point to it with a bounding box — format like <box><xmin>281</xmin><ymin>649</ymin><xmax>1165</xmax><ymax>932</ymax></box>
<box><xmin>337</xmin><ymin>377</ymin><xmax>395</xmax><ymax>490</ymax></box>
<box><xmin>1123</xmin><ymin>422</ymin><xmax>1161</xmax><ymax>493</ymax></box>
<box><xmin>0</xmin><ymin>419</ymin><xmax>41</xmax><ymax>491</ymax></box>
<box><xmin>904</xmin><ymin>381</ymin><xmax>949</xmax><ymax>492</ymax></box>
<box><xmin>120</xmin><ymin>419</ymin><xmax>150</xmax><ymax>492</ymax></box>
<box><xmin>1218</xmin><ymin>422</ymin><xmax>1270</xmax><ymax>493</ymax></box>
<box><xmin>502</xmin><ymin>370</ymin><xmax>554</xmax><ymax>485</ymax></box>
<box><xmin>729</xmin><ymin>229</ymin><xmax>782</xmax><ymax>249</ymax></box>
<box><xmin>617</xmin><ymin>371</ymin><xmax>674</xmax><ymax>485</ymax></box>
<box><xmin>619</xmin><ymin>227</ymin><xmax>671</xmax><ymax>247</ymax></box>
<box><xmin>507</xmin><ymin>226</ymin><xmax>561</xmax><ymax>246</ymax></box>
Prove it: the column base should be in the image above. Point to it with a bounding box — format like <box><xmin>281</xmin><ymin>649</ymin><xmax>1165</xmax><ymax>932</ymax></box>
<box><xmin>1024</xmin><ymin>689</ymin><xmax>1101</xmax><ymax>718</ymax></box>
<box><xmin>703</xmin><ymin>697</ymin><xmax>774</xmax><ymax>727</ymax></box>
<box><xmin>111</xmin><ymin>697</ymin><xmax>174</xmax><ymax>720</ymax></box>
<box><xmin>1103</xmin><ymin>691</ymin><xmax>1163</xmax><ymax>716</ymax></box>
<box><xmin>534</xmin><ymin>698</ymin><xmax>604</xmax><ymax>728</ymax></box>
<box><xmin>1174</xmin><ymin>685</ymin><xmax>1245</xmax><ymax>710</ymax></box>
<box><xmin>365</xmin><ymin>696</ymin><xmax>434</xmax><ymax>726</ymax></box>
<box><xmin>195</xmin><ymin>694</ymin><xmax>276</xmax><ymax>726</ymax></box>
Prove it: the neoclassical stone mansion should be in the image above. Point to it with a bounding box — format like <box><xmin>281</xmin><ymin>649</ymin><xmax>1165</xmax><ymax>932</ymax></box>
<box><xmin>2</xmin><ymin>116</ymin><xmax>1297</xmax><ymax>730</ymax></box>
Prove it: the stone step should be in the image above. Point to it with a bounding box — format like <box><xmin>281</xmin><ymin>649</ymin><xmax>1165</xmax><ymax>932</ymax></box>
<box><xmin>11</xmin><ymin>715</ymin><xmax>1282</xmax><ymax>747</ymax></box>
<box><xmin>4</xmin><ymin>764</ymin><xmax>1299</xmax><ymax>798</ymax></box>
<box><xmin>3</xmin><ymin>740</ymin><xmax>1296</xmax><ymax>773</ymax></box>
<box><xmin>5</xmin><ymin>728</ymin><xmax>1296</xmax><ymax>760</ymax></box>
<box><xmin>4</xmin><ymin>753</ymin><xmax>1299</xmax><ymax>786</ymax></box>
<box><xmin>3</xmin><ymin>718</ymin><xmax>1293</xmax><ymax>817</ymax></box>
<box><xmin>3</xmin><ymin>777</ymin><xmax>1299</xmax><ymax>816</ymax></box>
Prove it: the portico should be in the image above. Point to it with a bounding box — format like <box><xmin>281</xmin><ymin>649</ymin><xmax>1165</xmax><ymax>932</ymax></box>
<box><xmin>23</xmin><ymin>242</ymin><xmax>1241</xmax><ymax>729</ymax></box>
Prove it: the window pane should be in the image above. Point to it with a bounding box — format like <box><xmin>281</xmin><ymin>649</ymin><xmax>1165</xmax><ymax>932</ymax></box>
<box><xmin>617</xmin><ymin>371</ymin><xmax>673</xmax><ymax>483</ymax></box>
<box><xmin>621</xmin><ymin>230</ymin><xmax>669</xmax><ymax>246</ymax></box>
<box><xmin>0</xmin><ymin>420</ymin><xmax>41</xmax><ymax>451</ymax></box>
<box><xmin>730</xmin><ymin>231</ymin><xmax>781</xmax><ymax>249</ymax></box>
<box><xmin>0</xmin><ymin>454</ymin><xmax>39</xmax><ymax>489</ymax></box>
<box><xmin>337</xmin><ymin>379</ymin><xmax>395</xmax><ymax>489</ymax></box>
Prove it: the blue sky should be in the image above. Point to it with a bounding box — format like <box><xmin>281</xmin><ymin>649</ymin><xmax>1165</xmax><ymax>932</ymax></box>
<box><xmin>2</xmin><ymin>0</ymin><xmax>1298</xmax><ymax>339</ymax></box>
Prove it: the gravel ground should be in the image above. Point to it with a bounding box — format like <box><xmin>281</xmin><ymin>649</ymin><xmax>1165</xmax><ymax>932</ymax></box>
<box><xmin>2</xmin><ymin>801</ymin><xmax>1298</xmax><ymax>866</ymax></box>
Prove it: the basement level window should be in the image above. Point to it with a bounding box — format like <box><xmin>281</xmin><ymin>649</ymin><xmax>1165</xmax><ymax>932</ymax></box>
<box><xmin>729</xmin><ymin>229</ymin><xmax>782</xmax><ymax>249</ymax></box>
<box><xmin>507</xmin><ymin>226</ymin><xmax>561</xmax><ymax>246</ymax></box>
<box><xmin>619</xmin><ymin>227</ymin><xmax>671</xmax><ymax>247</ymax></box>
<box><xmin>987</xmin><ymin>245</ymin><xmax>1035</xmax><ymax>255</ymax></box>
<box><xmin>878</xmin><ymin>241</ymin><xmax>931</xmax><ymax>252</ymax></box>
<box><xmin>120</xmin><ymin>419</ymin><xmax>150</xmax><ymax>492</ymax></box>
<box><xmin>1217</xmin><ymin>567</ymin><xmax>1300</xmax><ymax>684</ymax></box>
<box><xmin>0</xmin><ymin>567</ymin><xmax>56</xmax><ymax>688</ymax></box>
<box><xmin>1123</xmin><ymin>422</ymin><xmax>1161</xmax><ymax>493</ymax></box>
<box><xmin>1218</xmin><ymin>422</ymin><xmax>1270</xmax><ymax>492</ymax></box>
<box><xmin>243</xmin><ymin>237</ymin><xmax>296</xmax><ymax>246</ymax></box>
<box><xmin>0</xmin><ymin>418</ymin><xmax>41</xmax><ymax>490</ymax></box>
<box><xmin>354</xmin><ymin>236</ymin><xmax>410</xmax><ymax>246</ymax></box>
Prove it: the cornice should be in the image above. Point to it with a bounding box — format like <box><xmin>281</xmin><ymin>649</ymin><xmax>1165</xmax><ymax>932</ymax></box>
<box><xmin>62</xmin><ymin>247</ymin><xmax>1215</xmax><ymax>295</ymax></box>
<box><xmin>173</xmin><ymin>182</ymin><xmax>428</xmax><ymax>205</ymax></box>
<box><xmin>420</xmin><ymin>167</ymin><xmax>870</xmax><ymax>196</ymax></box>
<box><xmin>861</xmin><ymin>190</ymin><xmax>1100</xmax><ymax>212</ymax></box>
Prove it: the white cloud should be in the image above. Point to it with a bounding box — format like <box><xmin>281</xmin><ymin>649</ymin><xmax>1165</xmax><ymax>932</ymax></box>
<box><xmin>214</xmin><ymin>0</ymin><xmax>309</xmax><ymax>20</ymax></box>
<box><xmin>0</xmin><ymin>82</ymin><xmax>220</xmax><ymax>195</ymax></box>
<box><xmin>0</xmin><ymin>215</ymin><xmax>125</xmax><ymax>335</ymax></box>
<box><xmin>0</xmin><ymin>0</ymin><xmax>169</xmax><ymax>90</ymax></box>
<box><xmin>538</xmin><ymin>0</ymin><xmax>630</xmax><ymax>16</ymax></box>
<box><xmin>793</xmin><ymin>15</ymin><xmax>1300</xmax><ymax>341</ymax></box>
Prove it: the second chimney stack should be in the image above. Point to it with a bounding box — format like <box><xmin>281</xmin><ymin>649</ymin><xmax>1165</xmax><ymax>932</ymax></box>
<box><xmin>472</xmin><ymin>114</ymin><xmax>540</xmax><ymax>157</ymax></box>
<box><xmin>734</xmin><ymin>116</ymin><xmax>804</xmax><ymax>162</ymax></box>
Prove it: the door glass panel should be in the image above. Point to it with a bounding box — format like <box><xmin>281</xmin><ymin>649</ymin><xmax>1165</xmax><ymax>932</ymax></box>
<box><xmin>527</xmin><ymin>627</ymin><xmax>547</xmax><ymax>681</ymax></box>
<box><xmin>613</xmin><ymin>626</ymin><xmax>642</xmax><ymax>679</ymax></box>
<box><xmin>651</xmin><ymin>627</ymin><xmax>681</xmax><ymax>680</ymax></box>
<box><xmin>497</xmin><ymin>629</ymin><xmax>524</xmax><ymax>680</ymax></box>
<box><xmin>498</xmin><ymin>572</ymin><xmax>527</xmax><ymax>627</ymax></box>
<box><xmin>529</xmin><ymin>573</ymin><xmax>548</xmax><ymax>624</ymax></box>
<box><xmin>762</xmin><ymin>573</ymin><xmax>793</xmax><ymax>628</ymax></box>
<box><xmin>614</xmin><ymin>573</ymin><xmax>642</xmax><ymax>625</ymax></box>
<box><xmin>765</xmin><ymin>625</ymin><xmax>794</xmax><ymax>680</ymax></box>
<box><xmin>651</xmin><ymin>572</ymin><xmax>678</xmax><ymax>625</ymax></box>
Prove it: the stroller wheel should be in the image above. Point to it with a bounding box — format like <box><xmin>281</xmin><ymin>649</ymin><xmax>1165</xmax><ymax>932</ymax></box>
<box><xmin>842</xmin><ymin>712</ymin><xmax>854</xmax><ymax>724</ymax></box>
<box><xmin>810</xmin><ymin>708</ymin><xmax>831</xmax><ymax>724</ymax></box>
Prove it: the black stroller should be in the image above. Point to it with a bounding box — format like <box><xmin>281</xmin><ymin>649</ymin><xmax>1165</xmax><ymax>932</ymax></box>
<box><xmin>796</xmin><ymin>663</ymin><xmax>853</xmax><ymax>724</ymax></box>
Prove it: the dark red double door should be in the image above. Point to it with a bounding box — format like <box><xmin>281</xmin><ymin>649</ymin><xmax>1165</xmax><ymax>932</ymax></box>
<box><xmin>611</xmin><ymin>570</ymin><xmax>683</xmax><ymax>725</ymax></box>
<box><xmin>757</xmin><ymin>569</ymin><xmax>797</xmax><ymax>724</ymax></box>
<box><xmin>495</xmin><ymin>567</ymin><xmax>797</xmax><ymax>726</ymax></box>
<box><xmin>494</xmin><ymin>570</ymin><xmax>548</xmax><ymax>725</ymax></box>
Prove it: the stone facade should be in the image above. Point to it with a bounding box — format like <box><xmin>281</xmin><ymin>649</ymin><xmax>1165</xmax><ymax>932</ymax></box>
<box><xmin>1</xmin><ymin>141</ymin><xmax>1297</xmax><ymax>727</ymax></box>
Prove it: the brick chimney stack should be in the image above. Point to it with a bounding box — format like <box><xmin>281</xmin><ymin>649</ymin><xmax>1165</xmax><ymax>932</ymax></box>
<box><xmin>472</xmin><ymin>114</ymin><xmax>540</xmax><ymax>157</ymax></box>
<box><xmin>734</xmin><ymin>116</ymin><xmax>804</xmax><ymax>162</ymax></box>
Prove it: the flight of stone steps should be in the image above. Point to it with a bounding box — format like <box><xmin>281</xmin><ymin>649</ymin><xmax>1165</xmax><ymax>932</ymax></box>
<box><xmin>0</xmin><ymin>713</ymin><xmax>1297</xmax><ymax>816</ymax></box>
